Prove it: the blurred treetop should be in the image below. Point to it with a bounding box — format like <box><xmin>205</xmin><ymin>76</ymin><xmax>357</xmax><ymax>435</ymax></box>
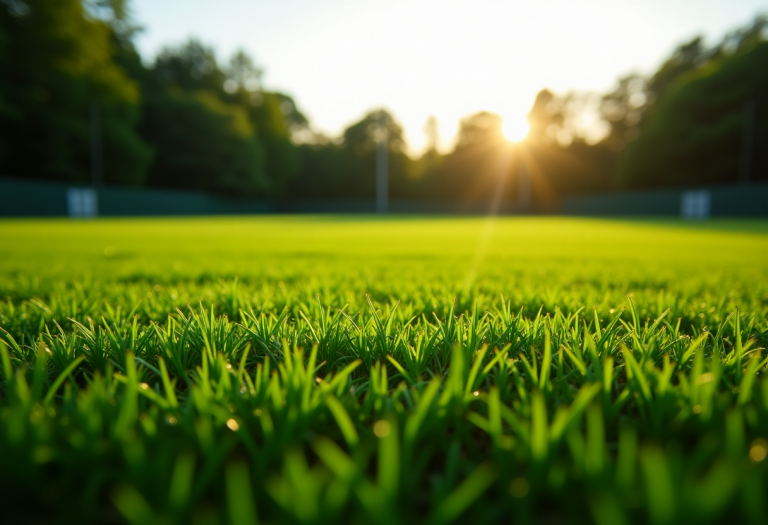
<box><xmin>0</xmin><ymin>1</ymin><xmax>765</xmax><ymax>199</ymax></box>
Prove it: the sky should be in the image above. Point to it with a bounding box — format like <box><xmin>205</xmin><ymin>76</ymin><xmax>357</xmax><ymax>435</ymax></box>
<box><xmin>132</xmin><ymin>0</ymin><xmax>767</xmax><ymax>154</ymax></box>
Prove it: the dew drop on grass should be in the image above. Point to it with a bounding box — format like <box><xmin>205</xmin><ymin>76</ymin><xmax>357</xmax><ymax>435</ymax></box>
<box><xmin>750</xmin><ymin>439</ymin><xmax>768</xmax><ymax>463</ymax></box>
<box><xmin>510</xmin><ymin>477</ymin><xmax>529</xmax><ymax>498</ymax></box>
<box><xmin>373</xmin><ymin>420</ymin><xmax>391</xmax><ymax>438</ymax></box>
<box><xmin>226</xmin><ymin>419</ymin><xmax>239</xmax><ymax>431</ymax></box>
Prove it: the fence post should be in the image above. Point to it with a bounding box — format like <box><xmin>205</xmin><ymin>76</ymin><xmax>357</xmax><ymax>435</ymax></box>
<box><xmin>739</xmin><ymin>99</ymin><xmax>756</xmax><ymax>185</ymax></box>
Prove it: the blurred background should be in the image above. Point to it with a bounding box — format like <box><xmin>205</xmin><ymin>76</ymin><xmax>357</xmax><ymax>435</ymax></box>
<box><xmin>0</xmin><ymin>0</ymin><xmax>766</xmax><ymax>217</ymax></box>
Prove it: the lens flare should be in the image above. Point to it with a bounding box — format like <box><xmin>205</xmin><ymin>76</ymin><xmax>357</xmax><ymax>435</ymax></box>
<box><xmin>502</xmin><ymin>118</ymin><xmax>529</xmax><ymax>142</ymax></box>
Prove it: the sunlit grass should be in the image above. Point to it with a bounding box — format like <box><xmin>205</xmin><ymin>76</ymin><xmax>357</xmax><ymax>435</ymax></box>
<box><xmin>1</xmin><ymin>216</ymin><xmax>767</xmax><ymax>524</ymax></box>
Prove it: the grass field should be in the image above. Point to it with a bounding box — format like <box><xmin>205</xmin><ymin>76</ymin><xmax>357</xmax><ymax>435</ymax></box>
<box><xmin>1</xmin><ymin>216</ymin><xmax>768</xmax><ymax>524</ymax></box>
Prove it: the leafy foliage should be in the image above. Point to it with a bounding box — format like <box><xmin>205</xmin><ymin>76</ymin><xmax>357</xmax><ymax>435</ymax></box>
<box><xmin>2</xmin><ymin>2</ymin><xmax>765</xmax><ymax>202</ymax></box>
<box><xmin>619</xmin><ymin>41</ymin><xmax>768</xmax><ymax>188</ymax></box>
<box><xmin>0</xmin><ymin>0</ymin><xmax>151</xmax><ymax>184</ymax></box>
<box><xmin>140</xmin><ymin>89</ymin><xmax>268</xmax><ymax>194</ymax></box>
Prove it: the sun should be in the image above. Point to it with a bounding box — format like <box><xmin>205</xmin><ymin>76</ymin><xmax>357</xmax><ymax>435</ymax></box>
<box><xmin>502</xmin><ymin>118</ymin><xmax>529</xmax><ymax>142</ymax></box>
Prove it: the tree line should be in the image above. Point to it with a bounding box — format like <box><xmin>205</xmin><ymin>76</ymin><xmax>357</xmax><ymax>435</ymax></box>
<box><xmin>1</xmin><ymin>1</ymin><xmax>765</xmax><ymax>204</ymax></box>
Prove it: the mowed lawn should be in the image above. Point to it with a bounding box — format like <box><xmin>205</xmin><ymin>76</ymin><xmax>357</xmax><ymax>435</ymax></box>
<box><xmin>1</xmin><ymin>216</ymin><xmax>767</xmax><ymax>314</ymax></box>
<box><xmin>1</xmin><ymin>216</ymin><xmax>768</xmax><ymax>525</ymax></box>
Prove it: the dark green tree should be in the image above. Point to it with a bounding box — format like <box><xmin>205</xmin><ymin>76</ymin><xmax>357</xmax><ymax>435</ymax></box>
<box><xmin>137</xmin><ymin>39</ymin><xmax>307</xmax><ymax>196</ymax></box>
<box><xmin>412</xmin><ymin>112</ymin><xmax>510</xmax><ymax>202</ymax></box>
<box><xmin>140</xmin><ymin>90</ymin><xmax>267</xmax><ymax>194</ymax></box>
<box><xmin>342</xmin><ymin>109</ymin><xmax>405</xmax><ymax>155</ymax></box>
<box><xmin>0</xmin><ymin>0</ymin><xmax>151</xmax><ymax>184</ymax></box>
<box><xmin>340</xmin><ymin>109</ymin><xmax>412</xmax><ymax>199</ymax></box>
<box><xmin>246</xmin><ymin>91</ymin><xmax>305</xmax><ymax>192</ymax></box>
<box><xmin>137</xmin><ymin>40</ymin><xmax>267</xmax><ymax>194</ymax></box>
<box><xmin>602</xmin><ymin>15</ymin><xmax>766</xmax><ymax>157</ymax></box>
<box><xmin>619</xmin><ymin>40</ymin><xmax>768</xmax><ymax>187</ymax></box>
<box><xmin>288</xmin><ymin>109</ymin><xmax>413</xmax><ymax>200</ymax></box>
<box><xmin>153</xmin><ymin>39</ymin><xmax>225</xmax><ymax>94</ymax></box>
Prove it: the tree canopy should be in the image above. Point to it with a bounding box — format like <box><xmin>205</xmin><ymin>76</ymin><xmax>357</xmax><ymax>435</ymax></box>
<box><xmin>619</xmin><ymin>40</ymin><xmax>768</xmax><ymax>188</ymax></box>
<box><xmin>0</xmin><ymin>0</ymin><xmax>151</xmax><ymax>184</ymax></box>
<box><xmin>0</xmin><ymin>2</ymin><xmax>765</xmax><ymax>202</ymax></box>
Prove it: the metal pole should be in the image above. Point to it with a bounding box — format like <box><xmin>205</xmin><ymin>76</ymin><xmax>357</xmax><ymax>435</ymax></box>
<box><xmin>376</xmin><ymin>114</ymin><xmax>388</xmax><ymax>214</ymax></box>
<box><xmin>89</xmin><ymin>104</ymin><xmax>103</xmax><ymax>187</ymax></box>
<box><xmin>518</xmin><ymin>153</ymin><xmax>530</xmax><ymax>210</ymax></box>
<box><xmin>739</xmin><ymin>99</ymin><xmax>756</xmax><ymax>184</ymax></box>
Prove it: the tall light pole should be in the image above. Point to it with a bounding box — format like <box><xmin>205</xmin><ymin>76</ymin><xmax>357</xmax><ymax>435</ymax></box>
<box><xmin>502</xmin><ymin>116</ymin><xmax>531</xmax><ymax>212</ymax></box>
<box><xmin>375</xmin><ymin>112</ymin><xmax>388</xmax><ymax>214</ymax></box>
<box><xmin>90</xmin><ymin>104</ymin><xmax>103</xmax><ymax>187</ymax></box>
<box><xmin>740</xmin><ymin>98</ymin><xmax>756</xmax><ymax>184</ymax></box>
<box><xmin>518</xmin><ymin>147</ymin><xmax>531</xmax><ymax>210</ymax></box>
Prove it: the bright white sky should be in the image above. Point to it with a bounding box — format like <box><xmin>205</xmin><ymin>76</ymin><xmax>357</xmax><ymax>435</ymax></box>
<box><xmin>132</xmin><ymin>0</ymin><xmax>767</xmax><ymax>154</ymax></box>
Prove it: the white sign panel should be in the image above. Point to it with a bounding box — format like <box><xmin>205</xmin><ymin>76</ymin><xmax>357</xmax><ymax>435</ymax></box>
<box><xmin>67</xmin><ymin>188</ymin><xmax>98</xmax><ymax>218</ymax></box>
<box><xmin>680</xmin><ymin>190</ymin><xmax>711</xmax><ymax>219</ymax></box>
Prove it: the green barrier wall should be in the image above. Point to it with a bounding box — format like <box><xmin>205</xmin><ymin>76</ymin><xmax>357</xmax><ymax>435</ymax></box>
<box><xmin>0</xmin><ymin>178</ymin><xmax>273</xmax><ymax>217</ymax></box>
<box><xmin>2</xmin><ymin>177</ymin><xmax>766</xmax><ymax>217</ymax></box>
<box><xmin>563</xmin><ymin>184</ymin><xmax>768</xmax><ymax>217</ymax></box>
<box><xmin>0</xmin><ymin>178</ymin><xmax>551</xmax><ymax>217</ymax></box>
<box><xmin>0</xmin><ymin>178</ymin><xmax>70</xmax><ymax>216</ymax></box>
<box><xmin>709</xmin><ymin>185</ymin><xmax>768</xmax><ymax>216</ymax></box>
